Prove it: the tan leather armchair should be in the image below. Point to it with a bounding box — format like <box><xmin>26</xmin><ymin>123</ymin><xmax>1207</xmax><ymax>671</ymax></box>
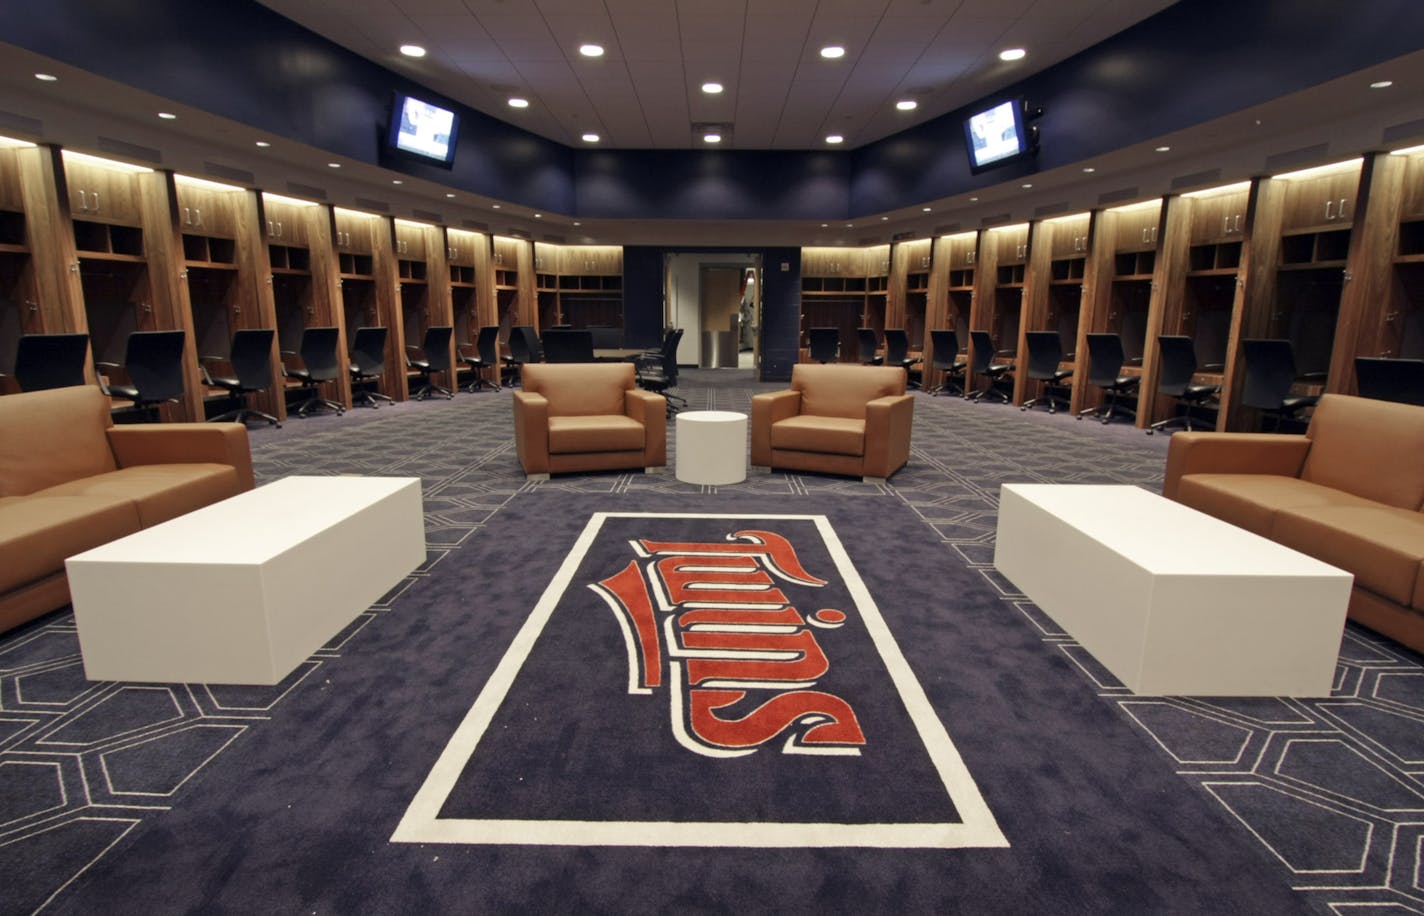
<box><xmin>751</xmin><ymin>364</ymin><xmax>913</xmax><ymax>482</ymax></box>
<box><xmin>513</xmin><ymin>362</ymin><xmax>667</xmax><ymax>479</ymax></box>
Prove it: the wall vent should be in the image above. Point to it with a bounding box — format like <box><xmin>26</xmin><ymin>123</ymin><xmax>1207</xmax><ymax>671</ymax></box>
<box><xmin>203</xmin><ymin>161</ymin><xmax>254</xmax><ymax>184</ymax></box>
<box><xmin>97</xmin><ymin>135</ymin><xmax>160</xmax><ymax>163</ymax></box>
<box><xmin>1170</xmin><ymin>168</ymin><xmax>1221</xmax><ymax>190</ymax></box>
<box><xmin>354</xmin><ymin>197</ymin><xmax>390</xmax><ymax>212</ymax></box>
<box><xmin>286</xmin><ymin>181</ymin><xmax>327</xmax><ymax>200</ymax></box>
<box><xmin>1263</xmin><ymin>143</ymin><xmax>1329</xmax><ymax>173</ymax></box>
<box><xmin>1097</xmin><ymin>186</ymin><xmax>1139</xmax><ymax>205</ymax></box>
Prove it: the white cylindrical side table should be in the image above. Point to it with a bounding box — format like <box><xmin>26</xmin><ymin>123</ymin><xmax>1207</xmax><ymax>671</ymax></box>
<box><xmin>675</xmin><ymin>410</ymin><xmax>748</xmax><ymax>485</ymax></box>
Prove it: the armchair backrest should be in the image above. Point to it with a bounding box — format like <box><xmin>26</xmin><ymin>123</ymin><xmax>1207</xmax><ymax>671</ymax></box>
<box><xmin>0</xmin><ymin>385</ymin><xmax>117</xmax><ymax>497</ymax></box>
<box><xmin>521</xmin><ymin>362</ymin><xmax>636</xmax><ymax>417</ymax></box>
<box><xmin>790</xmin><ymin>364</ymin><xmax>907</xmax><ymax>419</ymax></box>
<box><xmin>1301</xmin><ymin>393</ymin><xmax>1424</xmax><ymax>511</ymax></box>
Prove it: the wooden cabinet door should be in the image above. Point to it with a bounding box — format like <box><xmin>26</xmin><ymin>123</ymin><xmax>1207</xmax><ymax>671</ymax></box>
<box><xmin>263</xmin><ymin>198</ymin><xmax>310</xmax><ymax>246</ymax></box>
<box><xmin>64</xmin><ymin>160</ymin><xmax>143</xmax><ymax>225</ymax></box>
<box><xmin>1188</xmin><ymin>189</ymin><xmax>1249</xmax><ymax>243</ymax></box>
<box><xmin>1113</xmin><ymin>205</ymin><xmax>1160</xmax><ymax>252</ymax></box>
<box><xmin>1049</xmin><ymin>214</ymin><xmax>1090</xmax><ymax>258</ymax></box>
<box><xmin>1280</xmin><ymin>168</ymin><xmax>1362</xmax><ymax>231</ymax></box>
<box><xmin>334</xmin><ymin>210</ymin><xmax>376</xmax><ymax>253</ymax></box>
<box><xmin>995</xmin><ymin>225</ymin><xmax>1029</xmax><ymax>263</ymax></box>
<box><xmin>174</xmin><ymin>183</ymin><xmax>241</xmax><ymax>238</ymax></box>
<box><xmin>394</xmin><ymin>222</ymin><xmax>427</xmax><ymax>260</ymax></box>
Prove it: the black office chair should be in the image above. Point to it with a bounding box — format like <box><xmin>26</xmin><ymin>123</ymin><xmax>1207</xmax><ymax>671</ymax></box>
<box><xmin>348</xmin><ymin>326</ymin><xmax>394</xmax><ymax>408</ymax></box>
<box><xmin>1020</xmin><ymin>331</ymin><xmax>1073</xmax><ymax>413</ymax></box>
<box><xmin>406</xmin><ymin>324</ymin><xmax>455</xmax><ymax>400</ymax></box>
<box><xmin>1078</xmin><ymin>333</ymin><xmax>1140</xmax><ymax>424</ymax></box>
<box><xmin>502</xmin><ymin>325</ymin><xmax>538</xmax><ymax>386</ymax></box>
<box><xmin>202</xmin><ymin>328</ymin><xmax>280</xmax><ymax>426</ymax></box>
<box><xmin>1355</xmin><ymin>356</ymin><xmax>1424</xmax><ymax>406</ymax></box>
<box><xmin>98</xmin><ymin>330</ymin><xmax>187</xmax><ymax>419</ymax></box>
<box><xmin>637</xmin><ymin>327</ymin><xmax>686</xmax><ymax>414</ymax></box>
<box><xmin>966</xmin><ymin>330</ymin><xmax>1013</xmax><ymax>403</ymax></box>
<box><xmin>857</xmin><ymin>328</ymin><xmax>883</xmax><ymax>365</ymax></box>
<box><xmin>1240</xmin><ymin>337</ymin><xmax>1322</xmax><ymax>431</ymax></box>
<box><xmin>1147</xmin><ymin>335</ymin><xmax>1220</xmax><ymax>434</ymax></box>
<box><xmin>459</xmin><ymin>325</ymin><xmax>501</xmax><ymax>392</ymax></box>
<box><xmin>808</xmin><ymin>327</ymin><xmax>840</xmax><ymax>364</ymax></box>
<box><xmin>884</xmin><ymin>328</ymin><xmax>922</xmax><ymax>389</ymax></box>
<box><xmin>542</xmin><ymin>328</ymin><xmax>596</xmax><ymax>363</ymax></box>
<box><xmin>926</xmin><ymin>329</ymin><xmax>967</xmax><ymax>396</ymax></box>
<box><xmin>283</xmin><ymin>326</ymin><xmax>345</xmax><ymax>417</ymax></box>
<box><xmin>14</xmin><ymin>333</ymin><xmax>89</xmax><ymax>391</ymax></box>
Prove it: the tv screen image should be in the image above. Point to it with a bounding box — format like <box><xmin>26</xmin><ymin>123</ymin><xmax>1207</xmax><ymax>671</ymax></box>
<box><xmin>964</xmin><ymin>99</ymin><xmax>1030</xmax><ymax>173</ymax></box>
<box><xmin>391</xmin><ymin>95</ymin><xmax>458</xmax><ymax>165</ymax></box>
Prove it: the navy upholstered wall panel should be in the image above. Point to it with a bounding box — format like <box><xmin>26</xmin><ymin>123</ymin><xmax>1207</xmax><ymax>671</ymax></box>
<box><xmin>757</xmin><ymin>248</ymin><xmax>802</xmax><ymax>383</ymax></box>
<box><xmin>621</xmin><ymin>247</ymin><xmax>665</xmax><ymax>351</ymax></box>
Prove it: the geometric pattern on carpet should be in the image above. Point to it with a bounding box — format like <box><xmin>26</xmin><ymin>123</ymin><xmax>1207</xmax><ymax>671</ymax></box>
<box><xmin>0</xmin><ymin>367</ymin><xmax>1421</xmax><ymax>913</ymax></box>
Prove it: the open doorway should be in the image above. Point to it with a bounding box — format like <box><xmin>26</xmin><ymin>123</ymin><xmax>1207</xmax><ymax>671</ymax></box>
<box><xmin>664</xmin><ymin>252</ymin><xmax>761</xmax><ymax>373</ymax></box>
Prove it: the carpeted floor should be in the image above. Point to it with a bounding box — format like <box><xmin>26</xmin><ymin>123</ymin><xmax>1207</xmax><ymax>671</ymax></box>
<box><xmin>3</xmin><ymin>369</ymin><xmax>1423</xmax><ymax>914</ymax></box>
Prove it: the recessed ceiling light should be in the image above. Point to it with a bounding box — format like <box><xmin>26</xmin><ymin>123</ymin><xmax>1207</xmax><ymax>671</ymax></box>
<box><xmin>1371</xmin><ymin>80</ymin><xmax>1394</xmax><ymax>89</ymax></box>
<box><xmin>999</xmin><ymin>48</ymin><xmax>1026</xmax><ymax>62</ymax></box>
<box><xmin>895</xmin><ymin>100</ymin><xmax>918</xmax><ymax>111</ymax></box>
<box><xmin>255</xmin><ymin>140</ymin><xmax>271</xmax><ymax>148</ymax></box>
<box><xmin>703</xmin><ymin>132</ymin><xmax>722</xmax><ymax>143</ymax></box>
<box><xmin>820</xmin><ymin>45</ymin><xmax>845</xmax><ymax>59</ymax></box>
<box><xmin>579</xmin><ymin>43</ymin><xmax>604</xmax><ymax>58</ymax></box>
<box><xmin>582</xmin><ymin>132</ymin><xmax>600</xmax><ymax>143</ymax></box>
<box><xmin>881</xmin><ymin>216</ymin><xmax>889</xmax><ymax>221</ymax></box>
<box><xmin>702</xmin><ymin>82</ymin><xmax>723</xmax><ymax>94</ymax></box>
<box><xmin>845</xmin><ymin>223</ymin><xmax>853</xmax><ymax>228</ymax></box>
<box><xmin>573</xmin><ymin>222</ymin><xmax>581</xmax><ymax>227</ymax></box>
<box><xmin>1155</xmin><ymin>145</ymin><xmax>1171</xmax><ymax>152</ymax></box>
<box><xmin>821</xmin><ymin>223</ymin><xmax>829</xmax><ymax>228</ymax></box>
<box><xmin>492</xmin><ymin>204</ymin><xmax>501</xmax><ymax>209</ymax></box>
<box><xmin>1082</xmin><ymin>166</ymin><xmax>1095</xmax><ymax>173</ymax></box>
<box><xmin>534</xmin><ymin>213</ymin><xmax>542</xmax><ymax>218</ymax></box>
<box><xmin>327</xmin><ymin>162</ymin><xmax>341</xmax><ymax>168</ymax></box>
<box><xmin>399</xmin><ymin>44</ymin><xmax>426</xmax><ymax>58</ymax></box>
<box><xmin>157</xmin><ymin>112</ymin><xmax>177</xmax><ymax>120</ymax></box>
<box><xmin>446</xmin><ymin>193</ymin><xmax>456</xmax><ymax>198</ymax></box>
<box><xmin>826</xmin><ymin>134</ymin><xmax>844</xmax><ymax>144</ymax></box>
<box><xmin>392</xmin><ymin>179</ymin><xmax>403</xmax><ymax>184</ymax></box>
<box><xmin>969</xmin><ymin>196</ymin><xmax>978</xmax><ymax>202</ymax></box>
<box><xmin>1021</xmin><ymin>182</ymin><xmax>1033</xmax><ymax>189</ymax></box>
<box><xmin>922</xmin><ymin>207</ymin><xmax>932</xmax><ymax>212</ymax></box>
<box><xmin>508</xmin><ymin>97</ymin><xmax>529</xmax><ymax>109</ymax></box>
<box><xmin>34</xmin><ymin>73</ymin><xmax>57</xmax><ymax>82</ymax></box>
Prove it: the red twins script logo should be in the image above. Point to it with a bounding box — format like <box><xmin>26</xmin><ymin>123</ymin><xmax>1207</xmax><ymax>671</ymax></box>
<box><xmin>590</xmin><ymin>530</ymin><xmax>867</xmax><ymax>758</ymax></box>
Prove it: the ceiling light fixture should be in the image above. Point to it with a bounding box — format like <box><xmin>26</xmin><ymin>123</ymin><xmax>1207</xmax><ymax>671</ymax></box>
<box><xmin>582</xmin><ymin>132</ymin><xmax>600</xmax><ymax>143</ymax></box>
<box><xmin>0</xmin><ymin>136</ymin><xmax>37</xmax><ymax>149</ymax></box>
<box><xmin>534</xmin><ymin>213</ymin><xmax>542</xmax><ymax>218</ymax></box>
<box><xmin>820</xmin><ymin>45</ymin><xmax>845</xmax><ymax>59</ymax></box>
<box><xmin>399</xmin><ymin>44</ymin><xmax>426</xmax><ymax>58</ymax></box>
<box><xmin>826</xmin><ymin>134</ymin><xmax>844</xmax><ymax>144</ymax></box>
<box><xmin>446</xmin><ymin>193</ymin><xmax>456</xmax><ymax>198</ymax></box>
<box><xmin>60</xmin><ymin>150</ymin><xmax>152</xmax><ymax>173</ymax></box>
<box><xmin>895</xmin><ymin>100</ymin><xmax>918</xmax><ymax>111</ymax></box>
<box><xmin>922</xmin><ymin>207</ymin><xmax>932</xmax><ymax>212</ymax></box>
<box><xmin>157</xmin><ymin>112</ymin><xmax>177</xmax><ymax>120</ymax></box>
<box><xmin>1390</xmin><ymin>143</ymin><xmax>1424</xmax><ymax>157</ymax></box>
<box><xmin>34</xmin><ymin>73</ymin><xmax>57</xmax><ymax>82</ymax></box>
<box><xmin>492</xmin><ymin>204</ymin><xmax>501</xmax><ymax>209</ymax></box>
<box><xmin>999</xmin><ymin>48</ymin><xmax>1026</xmax><ymax>62</ymax></box>
<box><xmin>1082</xmin><ymin>166</ymin><xmax>1095</xmax><ymax>172</ymax></box>
<box><xmin>392</xmin><ymin>179</ymin><xmax>403</xmax><ymax>184</ymax></box>
<box><xmin>702</xmin><ymin>82</ymin><xmax>723</xmax><ymax>94</ymax></box>
<box><xmin>1155</xmin><ymin>145</ymin><xmax>1171</xmax><ymax>152</ymax></box>
<box><xmin>579</xmin><ymin>43</ymin><xmax>604</xmax><ymax>58</ymax></box>
<box><xmin>508</xmin><ymin>97</ymin><xmax>529</xmax><ymax>109</ymax></box>
<box><xmin>1371</xmin><ymin>80</ymin><xmax>1394</xmax><ymax>89</ymax></box>
<box><xmin>255</xmin><ymin>140</ymin><xmax>271</xmax><ymax>148</ymax></box>
<box><xmin>703</xmin><ymin>133</ymin><xmax>722</xmax><ymax>143</ymax></box>
<box><xmin>1021</xmin><ymin>182</ymin><xmax>1033</xmax><ymax>189</ymax></box>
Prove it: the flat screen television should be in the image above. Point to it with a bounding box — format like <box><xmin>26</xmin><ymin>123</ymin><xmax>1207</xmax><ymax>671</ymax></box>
<box><xmin>963</xmin><ymin>98</ymin><xmax>1034</xmax><ymax>174</ymax></box>
<box><xmin>388</xmin><ymin>94</ymin><xmax>459</xmax><ymax>167</ymax></box>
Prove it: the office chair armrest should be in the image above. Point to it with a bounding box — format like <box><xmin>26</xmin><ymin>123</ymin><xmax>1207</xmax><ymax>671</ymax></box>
<box><xmin>1125</xmin><ymin>356</ymin><xmax>1144</xmax><ymax>366</ymax></box>
<box><xmin>1161</xmin><ymin>432</ymin><xmax>1311</xmax><ymax>501</ymax></box>
<box><xmin>1201</xmin><ymin>362</ymin><xmax>1225</xmax><ymax>372</ymax></box>
<box><xmin>749</xmin><ymin>389</ymin><xmax>801</xmax><ymax>466</ymax></box>
<box><xmin>863</xmin><ymin>394</ymin><xmax>914</xmax><ymax>479</ymax></box>
<box><xmin>108</xmin><ymin>423</ymin><xmax>255</xmax><ymax>491</ymax></box>
<box><xmin>95</xmin><ymin>361</ymin><xmax>120</xmax><ymax>371</ymax></box>
<box><xmin>1298</xmin><ymin>370</ymin><xmax>1329</xmax><ymax>382</ymax></box>
<box><xmin>512</xmin><ymin>391</ymin><xmax>550</xmax><ymax>475</ymax></box>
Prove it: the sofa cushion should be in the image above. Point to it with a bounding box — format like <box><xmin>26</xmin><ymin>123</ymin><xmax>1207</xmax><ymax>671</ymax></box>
<box><xmin>0</xmin><ymin>386</ymin><xmax>118</xmax><ymax>497</ymax></box>
<box><xmin>1301</xmin><ymin>394</ymin><xmax>1424</xmax><ymax>510</ymax></box>
<box><xmin>1175</xmin><ymin>473</ymin><xmax>1376</xmax><ymax>537</ymax></box>
<box><xmin>792</xmin><ymin>364</ymin><xmax>906</xmax><ymax>420</ymax></box>
<box><xmin>37</xmin><ymin>464</ymin><xmax>242</xmax><ymax>527</ymax></box>
<box><xmin>1270</xmin><ymin>504</ymin><xmax>1424</xmax><ymax>609</ymax></box>
<box><xmin>548</xmin><ymin>415</ymin><xmax>645</xmax><ymax>454</ymax></box>
<box><xmin>0</xmin><ymin>495</ymin><xmax>142</xmax><ymax>593</ymax></box>
<box><xmin>771</xmin><ymin>415</ymin><xmax>865</xmax><ymax>457</ymax></box>
<box><xmin>522</xmin><ymin>363</ymin><xmax>633</xmax><ymax>418</ymax></box>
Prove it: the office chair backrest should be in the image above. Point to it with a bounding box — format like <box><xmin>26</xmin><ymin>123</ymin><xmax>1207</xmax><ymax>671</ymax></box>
<box><xmin>14</xmin><ymin>333</ymin><xmax>90</xmax><ymax>391</ymax></box>
<box><xmin>299</xmin><ymin>326</ymin><xmax>342</xmax><ymax>382</ymax></box>
<box><xmin>588</xmin><ymin>326</ymin><xmax>623</xmax><ymax>350</ymax></box>
<box><xmin>661</xmin><ymin>328</ymin><xmax>684</xmax><ymax>382</ymax></box>
<box><xmin>421</xmin><ymin>325</ymin><xmax>454</xmax><ymax>371</ymax></box>
<box><xmin>1024</xmin><ymin>331</ymin><xmax>1064</xmax><ymax>380</ymax></box>
<box><xmin>808</xmin><ymin>327</ymin><xmax>839</xmax><ymax>363</ymax></box>
<box><xmin>1355</xmin><ymin>357</ymin><xmax>1424</xmax><ymax>406</ymax></box>
<box><xmin>857</xmin><ymin>327</ymin><xmax>880</xmax><ymax>360</ymax></box>
<box><xmin>929</xmin><ymin>329</ymin><xmax>961</xmax><ymax>371</ymax></box>
<box><xmin>228</xmin><ymin>328</ymin><xmax>276</xmax><ymax>388</ymax></box>
<box><xmin>969</xmin><ymin>330</ymin><xmax>997</xmax><ymax>373</ymax></box>
<box><xmin>124</xmin><ymin>330</ymin><xmax>187</xmax><ymax>402</ymax></box>
<box><xmin>1240</xmin><ymin>338</ymin><xmax>1301</xmax><ymax>410</ymax></box>
<box><xmin>542</xmin><ymin>328</ymin><xmax>596</xmax><ymax>363</ymax></box>
<box><xmin>1155</xmin><ymin>335</ymin><xmax>1201</xmax><ymax>397</ymax></box>
<box><xmin>350</xmin><ymin>326</ymin><xmax>388</xmax><ymax>376</ymax></box>
<box><xmin>884</xmin><ymin>328</ymin><xmax>910</xmax><ymax>364</ymax></box>
<box><xmin>475</xmin><ymin>325</ymin><xmax>501</xmax><ymax>363</ymax></box>
<box><xmin>1084</xmin><ymin>333</ymin><xmax>1127</xmax><ymax>387</ymax></box>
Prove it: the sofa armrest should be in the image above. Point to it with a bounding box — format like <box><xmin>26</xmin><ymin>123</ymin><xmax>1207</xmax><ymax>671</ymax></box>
<box><xmin>625</xmin><ymin>389</ymin><xmax>668</xmax><ymax>467</ymax></box>
<box><xmin>513</xmin><ymin>391</ymin><xmax>550</xmax><ymax>475</ymax></box>
<box><xmin>107</xmin><ymin>423</ymin><xmax>255</xmax><ymax>491</ymax></box>
<box><xmin>863</xmin><ymin>394</ymin><xmax>914</xmax><ymax>479</ymax></box>
<box><xmin>750</xmin><ymin>390</ymin><xmax>801</xmax><ymax>466</ymax></box>
<box><xmin>1162</xmin><ymin>431</ymin><xmax>1311</xmax><ymax>501</ymax></box>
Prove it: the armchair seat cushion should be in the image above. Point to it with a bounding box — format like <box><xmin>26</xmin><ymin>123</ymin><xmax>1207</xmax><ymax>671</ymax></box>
<box><xmin>37</xmin><ymin>464</ymin><xmax>243</xmax><ymax>527</ymax></box>
<box><xmin>771</xmin><ymin>415</ymin><xmax>865</xmax><ymax>457</ymax></box>
<box><xmin>548</xmin><ymin>415</ymin><xmax>646</xmax><ymax>454</ymax></box>
<box><xmin>0</xmin><ymin>495</ymin><xmax>142</xmax><ymax>594</ymax></box>
<box><xmin>1270</xmin><ymin>505</ymin><xmax>1424</xmax><ymax>609</ymax></box>
<box><xmin>1175</xmin><ymin>473</ymin><xmax>1377</xmax><ymax>537</ymax></box>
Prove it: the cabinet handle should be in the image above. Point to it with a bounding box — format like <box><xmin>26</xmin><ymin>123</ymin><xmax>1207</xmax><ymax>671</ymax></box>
<box><xmin>92</xmin><ymin>191</ymin><xmax>99</xmax><ymax>212</ymax></box>
<box><xmin>1325</xmin><ymin>200</ymin><xmax>1335</xmax><ymax>220</ymax></box>
<box><xmin>1339</xmin><ymin>198</ymin><xmax>1347</xmax><ymax>220</ymax></box>
<box><xmin>1223</xmin><ymin>215</ymin><xmax>1230</xmax><ymax>235</ymax></box>
<box><xmin>1233</xmin><ymin>214</ymin><xmax>1241</xmax><ymax>233</ymax></box>
<box><xmin>78</xmin><ymin>189</ymin><xmax>87</xmax><ymax>211</ymax></box>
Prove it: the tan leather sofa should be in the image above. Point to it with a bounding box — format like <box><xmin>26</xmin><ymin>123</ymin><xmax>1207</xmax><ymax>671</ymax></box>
<box><xmin>513</xmin><ymin>362</ymin><xmax>666</xmax><ymax>479</ymax></box>
<box><xmin>750</xmin><ymin>364</ymin><xmax>914</xmax><ymax>482</ymax></box>
<box><xmin>0</xmin><ymin>385</ymin><xmax>255</xmax><ymax>634</ymax></box>
<box><xmin>1163</xmin><ymin>393</ymin><xmax>1424</xmax><ymax>653</ymax></box>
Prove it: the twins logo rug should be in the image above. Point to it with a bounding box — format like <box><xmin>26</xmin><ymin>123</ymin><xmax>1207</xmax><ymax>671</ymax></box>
<box><xmin>393</xmin><ymin>513</ymin><xmax>1006</xmax><ymax>849</ymax></box>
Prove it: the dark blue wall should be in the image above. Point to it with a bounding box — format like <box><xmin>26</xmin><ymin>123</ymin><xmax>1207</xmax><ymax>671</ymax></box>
<box><xmin>621</xmin><ymin>247</ymin><xmax>665</xmax><ymax>350</ymax></box>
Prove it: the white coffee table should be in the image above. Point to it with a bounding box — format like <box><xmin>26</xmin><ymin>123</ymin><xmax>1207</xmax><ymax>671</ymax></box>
<box><xmin>993</xmin><ymin>483</ymin><xmax>1353</xmax><ymax>697</ymax></box>
<box><xmin>675</xmin><ymin>410</ymin><xmax>748</xmax><ymax>485</ymax></box>
<box><xmin>66</xmin><ymin>475</ymin><xmax>425</xmax><ymax>685</ymax></box>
